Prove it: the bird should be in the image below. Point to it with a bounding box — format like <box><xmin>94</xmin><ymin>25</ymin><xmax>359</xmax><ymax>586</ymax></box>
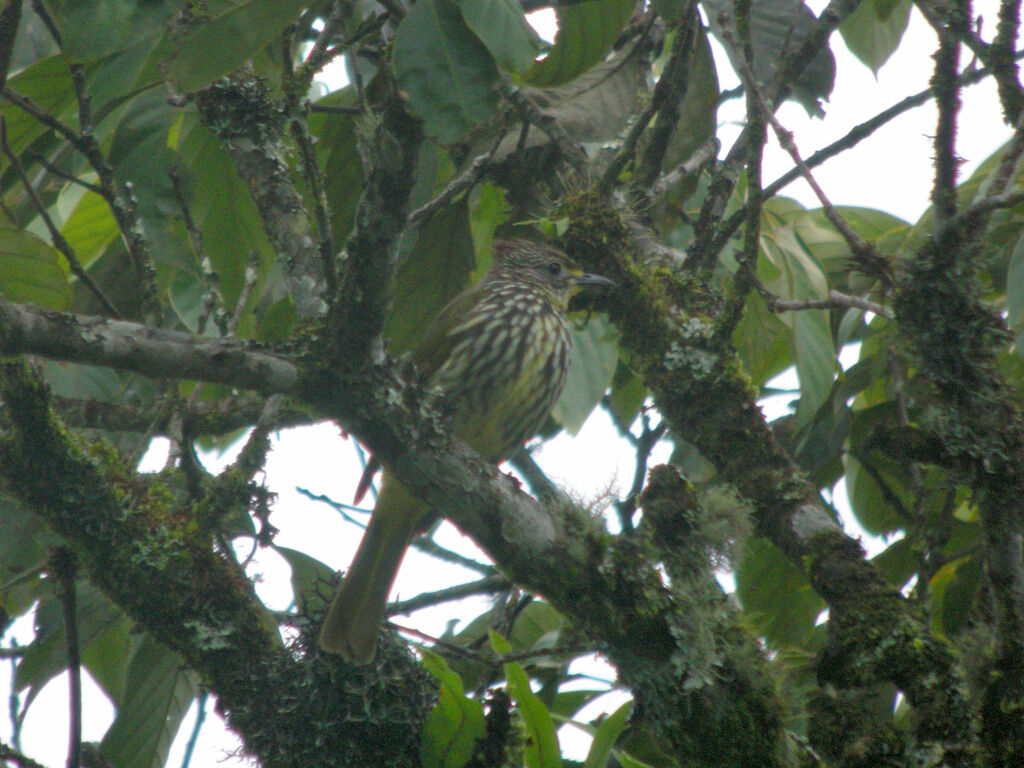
<box><xmin>317</xmin><ymin>239</ymin><xmax>613</xmax><ymax>663</ymax></box>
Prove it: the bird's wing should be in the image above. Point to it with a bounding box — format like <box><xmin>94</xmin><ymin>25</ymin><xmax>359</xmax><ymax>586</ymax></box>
<box><xmin>352</xmin><ymin>285</ymin><xmax>484</xmax><ymax>503</ymax></box>
<box><xmin>409</xmin><ymin>284</ymin><xmax>486</xmax><ymax>379</ymax></box>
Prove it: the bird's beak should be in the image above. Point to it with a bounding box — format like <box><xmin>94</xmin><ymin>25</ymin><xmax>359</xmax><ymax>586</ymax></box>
<box><xmin>572</xmin><ymin>273</ymin><xmax>615</xmax><ymax>289</ymax></box>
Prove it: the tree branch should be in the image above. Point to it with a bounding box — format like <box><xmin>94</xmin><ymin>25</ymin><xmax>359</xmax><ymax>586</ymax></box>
<box><xmin>0</xmin><ymin>741</ymin><xmax>48</xmax><ymax>768</ymax></box>
<box><xmin>195</xmin><ymin>73</ymin><xmax>326</xmax><ymax>320</ymax></box>
<box><xmin>0</xmin><ymin>298</ymin><xmax>299</xmax><ymax>394</ymax></box>
<box><xmin>769</xmin><ymin>289</ymin><xmax>893</xmax><ymax>318</ymax></box>
<box><xmin>0</xmin><ymin>117</ymin><xmax>121</xmax><ymax>316</ymax></box>
<box><xmin>562</xmin><ymin>203</ymin><xmax>972</xmax><ymax>763</ymax></box>
<box><xmin>51</xmin><ymin>549</ymin><xmax>81</xmax><ymax>768</ymax></box>
<box><xmin>330</xmin><ymin>97</ymin><xmax>423</xmax><ymax>361</ymax></box>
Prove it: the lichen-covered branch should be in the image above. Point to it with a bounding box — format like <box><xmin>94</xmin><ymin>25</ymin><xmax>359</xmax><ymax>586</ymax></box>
<box><xmin>560</xmin><ymin>195</ymin><xmax>972</xmax><ymax>763</ymax></box>
<box><xmin>0</xmin><ymin>361</ymin><xmax>434</xmax><ymax>768</ymax></box>
<box><xmin>330</xmin><ymin>97</ymin><xmax>423</xmax><ymax>361</ymax></box>
<box><xmin>195</xmin><ymin>73</ymin><xmax>326</xmax><ymax>320</ymax></box>
<box><xmin>0</xmin><ymin>297</ymin><xmax>299</xmax><ymax>394</ymax></box>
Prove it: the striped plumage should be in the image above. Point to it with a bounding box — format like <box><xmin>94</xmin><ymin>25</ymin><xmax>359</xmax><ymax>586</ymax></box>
<box><xmin>318</xmin><ymin>240</ymin><xmax>612</xmax><ymax>664</ymax></box>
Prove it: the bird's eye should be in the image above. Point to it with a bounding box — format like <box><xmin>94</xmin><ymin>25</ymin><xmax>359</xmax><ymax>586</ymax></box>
<box><xmin>547</xmin><ymin>262</ymin><xmax>562</xmax><ymax>276</ymax></box>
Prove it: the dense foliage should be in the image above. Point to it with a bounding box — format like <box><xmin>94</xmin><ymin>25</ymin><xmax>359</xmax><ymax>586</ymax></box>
<box><xmin>1</xmin><ymin>0</ymin><xmax>1023</xmax><ymax>767</ymax></box>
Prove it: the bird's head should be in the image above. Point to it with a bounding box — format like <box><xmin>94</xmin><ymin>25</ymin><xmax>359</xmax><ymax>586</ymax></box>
<box><xmin>490</xmin><ymin>239</ymin><xmax>614</xmax><ymax>308</ymax></box>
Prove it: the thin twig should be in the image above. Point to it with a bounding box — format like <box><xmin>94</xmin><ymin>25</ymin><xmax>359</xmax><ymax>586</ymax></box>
<box><xmin>0</xmin><ymin>117</ymin><xmax>121</xmax><ymax>316</ymax></box>
<box><xmin>290</xmin><ymin>118</ymin><xmax>337</xmax><ymax>295</ymax></box>
<box><xmin>28</xmin><ymin>0</ymin><xmax>60</xmax><ymax>46</ymax></box>
<box><xmin>714</xmin><ymin>11</ymin><xmax>769</xmax><ymax>338</ymax></box>
<box><xmin>25</xmin><ymin>153</ymin><xmax>105</xmax><ymax>195</ymax></box>
<box><xmin>3</xmin><ymin>88</ymin><xmax>159</xmax><ymax>312</ymax></box>
<box><xmin>687</xmin><ymin>0</ymin><xmax>860</xmax><ymax>272</ymax></box>
<box><xmin>635</xmin><ymin>13</ymin><xmax>697</xmax><ymax>189</ymax></box>
<box><xmin>389</xmin><ymin>575</ymin><xmax>511</xmax><ymax>615</ymax></box>
<box><xmin>730</xmin><ymin>48</ymin><xmax>891</xmax><ymax>284</ymax></box>
<box><xmin>179</xmin><ymin>689</ymin><xmax>208</xmax><ymax>768</ymax></box>
<box><xmin>297</xmin><ymin>487</ymin><xmax>498</xmax><ymax>574</ymax></box>
<box><xmin>52</xmin><ymin>548</ymin><xmax>81</xmax><ymax>768</ymax></box>
<box><xmin>991</xmin><ymin>0</ymin><xmax>1024</xmax><ymax>121</ymax></box>
<box><xmin>508</xmin><ymin>448</ymin><xmax>568</xmax><ymax>505</ymax></box>
<box><xmin>0</xmin><ymin>742</ymin><xmax>48</xmax><ymax>768</ymax></box>
<box><xmin>168</xmin><ymin>169</ymin><xmax>228</xmax><ymax>335</ymax></box>
<box><xmin>952</xmin><ymin>186</ymin><xmax>1024</xmax><ymax>235</ymax></box>
<box><xmin>308</xmin><ymin>103</ymin><xmax>365</xmax><ymax>115</ymax></box>
<box><xmin>407</xmin><ymin>136</ymin><xmax>505</xmax><ymax>225</ymax></box>
<box><xmin>654</xmin><ymin>138</ymin><xmax>720</xmax><ymax>196</ymax></box>
<box><xmin>915</xmin><ymin>0</ymin><xmax>1024</xmax><ymax>121</ymax></box>
<box><xmin>711</xmin><ymin>52</ymin><xmax>1024</xmax><ymax>259</ymax></box>
<box><xmin>393</xmin><ymin>621</ymin><xmax>594</xmax><ymax>664</ymax></box>
<box><xmin>930</xmin><ymin>26</ymin><xmax>962</xmax><ymax>233</ymax></box>
<box><xmin>769</xmin><ymin>289</ymin><xmax>893</xmax><ymax>319</ymax></box>
<box><xmin>376</xmin><ymin>0</ymin><xmax>405</xmax><ymax>22</ymax></box>
<box><xmin>501</xmin><ymin>77</ymin><xmax>587</xmax><ymax>168</ymax></box>
<box><xmin>296</xmin><ymin>1</ymin><xmax>350</xmax><ymax>84</ymax></box>
<box><xmin>599</xmin><ymin>14</ymin><xmax>683</xmax><ymax>193</ymax></box>
<box><xmin>615</xmin><ymin>413</ymin><xmax>667</xmax><ymax>531</ymax></box>
<box><xmin>227</xmin><ymin>251</ymin><xmax>261</xmax><ymax>335</ymax></box>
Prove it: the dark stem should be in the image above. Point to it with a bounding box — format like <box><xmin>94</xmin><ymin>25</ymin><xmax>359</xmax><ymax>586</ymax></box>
<box><xmin>0</xmin><ymin>117</ymin><xmax>121</xmax><ymax>316</ymax></box>
<box><xmin>52</xmin><ymin>548</ymin><xmax>81</xmax><ymax>768</ymax></box>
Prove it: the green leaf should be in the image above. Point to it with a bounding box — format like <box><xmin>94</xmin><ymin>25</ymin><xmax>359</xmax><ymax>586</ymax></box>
<box><xmin>0</xmin><ymin>227</ymin><xmax>72</xmax><ymax>309</ymax></box>
<box><xmin>1007</xmin><ymin>233</ymin><xmax>1024</xmax><ymax>333</ymax></box>
<box><xmin>703</xmin><ymin>0</ymin><xmax>836</xmax><ymax>115</ymax></box>
<box><xmin>549</xmin><ymin>689</ymin><xmax>611</xmax><ymax>719</ymax></box>
<box><xmin>167</xmin><ymin>267</ymin><xmax>207</xmax><ymax>333</ymax></box>
<box><xmin>453</xmin><ymin>0</ymin><xmax>545</xmax><ymax>73</ymax></box>
<box><xmin>759</xmin><ymin>200</ymin><xmax>830</xmax><ymax>303</ymax></box>
<box><xmin>929</xmin><ymin>555</ymin><xmax>983</xmax><ymax>638</ymax></box>
<box><xmin>274</xmin><ymin>545</ymin><xmax>338</xmax><ymax>615</ymax></box>
<box><xmin>656</xmin><ymin>27</ymin><xmax>720</xmax><ymax>180</ymax></box>
<box><xmin>469</xmin><ymin>183</ymin><xmax>510</xmax><ymax>264</ymax></box>
<box><xmin>871</xmin><ymin>536</ymin><xmax>919</xmax><ymax>589</ymax></box>
<box><xmin>524</xmin><ymin>0</ymin><xmax>635</xmax><ymax>87</ymax></box>
<box><xmin>552</xmin><ymin>317</ymin><xmax>619</xmax><ymax>434</ymax></box>
<box><xmin>789</xmin><ymin>391</ymin><xmax>851</xmax><ymax>486</ymax></box>
<box><xmin>501</xmin><ymin>646</ymin><xmax>563</xmax><ymax>768</ymax></box>
<box><xmin>583</xmin><ymin>700</ymin><xmax>632</xmax><ymax>768</ymax></box>
<box><xmin>792</xmin><ymin>309</ymin><xmax>837</xmax><ymax>426</ymax></box>
<box><xmin>736</xmin><ymin>537</ymin><xmax>825</xmax><ymax>648</ymax></box>
<box><xmin>100</xmin><ymin>635</ymin><xmax>200</xmax><ymax>768</ymax></box>
<box><xmin>80</xmin><ymin>613</ymin><xmax>131</xmax><ymax>705</ymax></box>
<box><xmin>60</xmin><ymin>189</ymin><xmax>120</xmax><ymax>268</ymax></box>
<box><xmin>45</xmin><ymin>0</ymin><xmax>178</xmax><ymax>62</ymax></box>
<box><xmin>386</xmin><ymin>198</ymin><xmax>476</xmax><ymax>354</ymax></box>
<box><xmin>165</xmin><ymin>0</ymin><xmax>308</xmax><ymax>92</ymax></box>
<box><xmin>845</xmin><ymin>404</ymin><xmax>913</xmax><ymax>536</ymax></box>
<box><xmin>1</xmin><ymin>56</ymin><xmax>76</xmax><ymax>156</ymax></box>
<box><xmin>652</xmin><ymin>0</ymin><xmax>688</xmax><ymax>21</ymax></box>
<box><xmin>668</xmin><ymin>439</ymin><xmax>717</xmax><ymax>484</ymax></box>
<box><xmin>393</xmin><ymin>0</ymin><xmax>501</xmax><ymax>143</ymax></box>
<box><xmin>15</xmin><ymin>583</ymin><xmax>125</xmax><ymax>710</ymax></box>
<box><xmin>844</xmin><ymin>453</ymin><xmax>909</xmax><ymax>536</ymax></box>
<box><xmin>177</xmin><ymin>119</ymin><xmax>274</xmax><ymax>303</ymax></box>
<box><xmin>734</xmin><ymin>294</ymin><xmax>792</xmax><ymax>388</ymax></box>
<box><xmin>420</xmin><ymin>649</ymin><xmax>487</xmax><ymax>768</ymax></box>
<box><xmin>608</xmin><ymin>362</ymin><xmax>646</xmax><ymax>430</ymax></box>
<box><xmin>443</xmin><ymin>601</ymin><xmax>568</xmax><ymax>691</ymax></box>
<box><xmin>108</xmin><ymin>89</ymin><xmax>178</xmax><ymax>197</ymax></box>
<box><xmin>0</xmin><ymin>496</ymin><xmax>58</xmax><ymax>618</ymax></box>
<box><xmin>839</xmin><ymin>0</ymin><xmax>911</xmax><ymax>75</ymax></box>
<box><xmin>309</xmin><ymin>88</ymin><xmax>363</xmax><ymax>245</ymax></box>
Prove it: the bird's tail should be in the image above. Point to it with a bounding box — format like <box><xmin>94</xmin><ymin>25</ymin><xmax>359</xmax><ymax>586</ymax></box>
<box><xmin>318</xmin><ymin>474</ymin><xmax>425</xmax><ymax>664</ymax></box>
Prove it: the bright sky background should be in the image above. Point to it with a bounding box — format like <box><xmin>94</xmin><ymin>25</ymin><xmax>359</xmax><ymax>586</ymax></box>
<box><xmin>1</xmin><ymin>3</ymin><xmax>1016</xmax><ymax>766</ymax></box>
